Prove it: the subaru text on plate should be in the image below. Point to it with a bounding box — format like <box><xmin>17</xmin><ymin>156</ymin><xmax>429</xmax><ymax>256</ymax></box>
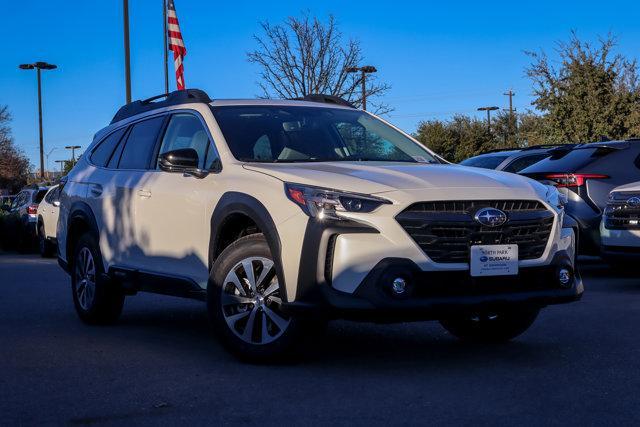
<box><xmin>56</xmin><ymin>89</ymin><xmax>583</xmax><ymax>361</ymax></box>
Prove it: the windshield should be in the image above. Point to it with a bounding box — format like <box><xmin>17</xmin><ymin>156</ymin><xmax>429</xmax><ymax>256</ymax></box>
<box><xmin>211</xmin><ymin>105</ymin><xmax>438</xmax><ymax>163</ymax></box>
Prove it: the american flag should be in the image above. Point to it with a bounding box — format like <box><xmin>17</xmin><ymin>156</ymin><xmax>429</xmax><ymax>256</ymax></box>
<box><xmin>167</xmin><ymin>0</ymin><xmax>186</xmax><ymax>90</ymax></box>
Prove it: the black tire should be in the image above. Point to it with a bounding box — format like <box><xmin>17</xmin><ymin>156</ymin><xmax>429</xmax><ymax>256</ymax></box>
<box><xmin>38</xmin><ymin>222</ymin><xmax>55</xmax><ymax>258</ymax></box>
<box><xmin>440</xmin><ymin>307</ymin><xmax>540</xmax><ymax>343</ymax></box>
<box><xmin>71</xmin><ymin>233</ymin><xmax>124</xmax><ymax>325</ymax></box>
<box><xmin>207</xmin><ymin>234</ymin><xmax>308</xmax><ymax>362</ymax></box>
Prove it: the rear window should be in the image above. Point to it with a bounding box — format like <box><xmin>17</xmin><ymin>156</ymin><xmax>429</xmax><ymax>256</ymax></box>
<box><xmin>502</xmin><ymin>153</ymin><xmax>549</xmax><ymax>173</ymax></box>
<box><xmin>520</xmin><ymin>147</ymin><xmax>611</xmax><ymax>174</ymax></box>
<box><xmin>460</xmin><ymin>155</ymin><xmax>509</xmax><ymax>170</ymax></box>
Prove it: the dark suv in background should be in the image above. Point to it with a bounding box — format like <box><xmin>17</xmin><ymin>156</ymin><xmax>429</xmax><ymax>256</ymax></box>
<box><xmin>519</xmin><ymin>139</ymin><xmax>640</xmax><ymax>254</ymax></box>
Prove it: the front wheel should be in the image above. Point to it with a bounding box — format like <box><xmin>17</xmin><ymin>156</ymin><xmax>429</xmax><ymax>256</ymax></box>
<box><xmin>208</xmin><ymin>234</ymin><xmax>308</xmax><ymax>362</ymax></box>
<box><xmin>440</xmin><ymin>307</ymin><xmax>540</xmax><ymax>343</ymax></box>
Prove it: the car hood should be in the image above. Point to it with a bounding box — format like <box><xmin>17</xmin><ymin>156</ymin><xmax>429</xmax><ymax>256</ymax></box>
<box><xmin>243</xmin><ymin>162</ymin><xmax>547</xmax><ymax>196</ymax></box>
<box><xmin>611</xmin><ymin>181</ymin><xmax>640</xmax><ymax>193</ymax></box>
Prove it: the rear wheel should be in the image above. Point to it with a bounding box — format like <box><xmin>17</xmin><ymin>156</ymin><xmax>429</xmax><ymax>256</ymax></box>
<box><xmin>440</xmin><ymin>307</ymin><xmax>540</xmax><ymax>342</ymax></box>
<box><xmin>208</xmin><ymin>234</ymin><xmax>307</xmax><ymax>362</ymax></box>
<box><xmin>38</xmin><ymin>222</ymin><xmax>55</xmax><ymax>258</ymax></box>
<box><xmin>71</xmin><ymin>234</ymin><xmax>124</xmax><ymax>324</ymax></box>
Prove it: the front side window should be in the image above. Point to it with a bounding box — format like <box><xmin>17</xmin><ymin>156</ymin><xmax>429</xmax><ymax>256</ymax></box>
<box><xmin>117</xmin><ymin>116</ymin><xmax>165</xmax><ymax>169</ymax></box>
<box><xmin>211</xmin><ymin>106</ymin><xmax>438</xmax><ymax>163</ymax></box>
<box><xmin>157</xmin><ymin>114</ymin><xmax>219</xmax><ymax>170</ymax></box>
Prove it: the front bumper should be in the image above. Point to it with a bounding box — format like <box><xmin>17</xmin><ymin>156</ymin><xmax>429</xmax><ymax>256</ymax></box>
<box><xmin>285</xmin><ymin>212</ymin><xmax>581</xmax><ymax>322</ymax></box>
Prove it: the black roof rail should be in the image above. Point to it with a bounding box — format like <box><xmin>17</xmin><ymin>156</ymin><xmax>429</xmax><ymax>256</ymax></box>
<box><xmin>110</xmin><ymin>89</ymin><xmax>212</xmax><ymax>124</ymax></box>
<box><xmin>294</xmin><ymin>94</ymin><xmax>356</xmax><ymax>108</ymax></box>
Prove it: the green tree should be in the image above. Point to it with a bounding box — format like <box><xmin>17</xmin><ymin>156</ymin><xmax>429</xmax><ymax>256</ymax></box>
<box><xmin>525</xmin><ymin>32</ymin><xmax>640</xmax><ymax>143</ymax></box>
<box><xmin>0</xmin><ymin>106</ymin><xmax>31</xmax><ymax>193</ymax></box>
<box><xmin>415</xmin><ymin>115</ymin><xmax>497</xmax><ymax>162</ymax></box>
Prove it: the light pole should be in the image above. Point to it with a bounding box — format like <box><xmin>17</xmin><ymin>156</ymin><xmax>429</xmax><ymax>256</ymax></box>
<box><xmin>54</xmin><ymin>160</ymin><xmax>66</xmax><ymax>175</ymax></box>
<box><xmin>477</xmin><ymin>106</ymin><xmax>499</xmax><ymax>132</ymax></box>
<box><xmin>19</xmin><ymin>61</ymin><xmax>57</xmax><ymax>179</ymax></box>
<box><xmin>345</xmin><ymin>65</ymin><xmax>377</xmax><ymax>111</ymax></box>
<box><xmin>65</xmin><ymin>145</ymin><xmax>82</xmax><ymax>166</ymax></box>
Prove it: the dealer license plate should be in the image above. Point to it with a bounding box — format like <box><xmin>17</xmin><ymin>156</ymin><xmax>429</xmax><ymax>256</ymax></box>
<box><xmin>470</xmin><ymin>244</ymin><xmax>518</xmax><ymax>277</ymax></box>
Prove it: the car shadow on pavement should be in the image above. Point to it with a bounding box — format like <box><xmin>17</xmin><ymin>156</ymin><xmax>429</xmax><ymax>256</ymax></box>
<box><xmin>106</xmin><ymin>296</ymin><xmax>567</xmax><ymax>369</ymax></box>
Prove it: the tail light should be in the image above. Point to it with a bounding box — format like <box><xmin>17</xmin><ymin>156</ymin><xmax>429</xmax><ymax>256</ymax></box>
<box><xmin>544</xmin><ymin>173</ymin><xmax>609</xmax><ymax>188</ymax></box>
<box><xmin>27</xmin><ymin>204</ymin><xmax>38</xmax><ymax>215</ymax></box>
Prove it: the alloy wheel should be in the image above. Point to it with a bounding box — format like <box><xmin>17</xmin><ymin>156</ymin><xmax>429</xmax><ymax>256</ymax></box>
<box><xmin>75</xmin><ymin>247</ymin><xmax>96</xmax><ymax>311</ymax></box>
<box><xmin>221</xmin><ymin>257</ymin><xmax>290</xmax><ymax>345</ymax></box>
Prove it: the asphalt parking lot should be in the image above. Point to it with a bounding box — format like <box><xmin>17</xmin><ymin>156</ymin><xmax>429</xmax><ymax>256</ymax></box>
<box><xmin>1</xmin><ymin>253</ymin><xmax>639</xmax><ymax>426</ymax></box>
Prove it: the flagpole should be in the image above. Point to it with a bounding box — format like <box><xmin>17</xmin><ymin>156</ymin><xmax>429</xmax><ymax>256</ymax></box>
<box><xmin>123</xmin><ymin>0</ymin><xmax>132</xmax><ymax>103</ymax></box>
<box><xmin>163</xmin><ymin>0</ymin><xmax>169</xmax><ymax>94</ymax></box>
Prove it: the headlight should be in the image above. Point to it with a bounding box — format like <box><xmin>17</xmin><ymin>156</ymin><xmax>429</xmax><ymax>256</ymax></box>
<box><xmin>545</xmin><ymin>185</ymin><xmax>566</xmax><ymax>211</ymax></box>
<box><xmin>285</xmin><ymin>183</ymin><xmax>391</xmax><ymax>220</ymax></box>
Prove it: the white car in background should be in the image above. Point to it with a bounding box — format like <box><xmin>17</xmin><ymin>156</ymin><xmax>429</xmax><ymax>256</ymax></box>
<box><xmin>36</xmin><ymin>185</ymin><xmax>61</xmax><ymax>257</ymax></box>
<box><xmin>601</xmin><ymin>181</ymin><xmax>640</xmax><ymax>263</ymax></box>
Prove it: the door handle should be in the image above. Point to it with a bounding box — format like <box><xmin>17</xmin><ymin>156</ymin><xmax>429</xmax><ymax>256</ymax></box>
<box><xmin>89</xmin><ymin>184</ymin><xmax>103</xmax><ymax>197</ymax></box>
<box><xmin>137</xmin><ymin>189</ymin><xmax>152</xmax><ymax>198</ymax></box>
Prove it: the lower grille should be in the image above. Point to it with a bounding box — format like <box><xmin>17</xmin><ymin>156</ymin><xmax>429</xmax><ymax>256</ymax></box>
<box><xmin>604</xmin><ymin>193</ymin><xmax>640</xmax><ymax>229</ymax></box>
<box><xmin>397</xmin><ymin>200</ymin><xmax>554</xmax><ymax>263</ymax></box>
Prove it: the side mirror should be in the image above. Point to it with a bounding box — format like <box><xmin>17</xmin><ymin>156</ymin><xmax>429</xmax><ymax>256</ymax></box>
<box><xmin>159</xmin><ymin>148</ymin><xmax>200</xmax><ymax>172</ymax></box>
<box><xmin>53</xmin><ymin>200</ymin><xmax>61</xmax><ymax>207</ymax></box>
<box><xmin>158</xmin><ymin>148</ymin><xmax>208</xmax><ymax>179</ymax></box>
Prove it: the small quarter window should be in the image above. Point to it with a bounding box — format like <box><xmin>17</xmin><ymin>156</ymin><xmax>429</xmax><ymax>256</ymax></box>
<box><xmin>90</xmin><ymin>127</ymin><xmax>127</xmax><ymax>167</ymax></box>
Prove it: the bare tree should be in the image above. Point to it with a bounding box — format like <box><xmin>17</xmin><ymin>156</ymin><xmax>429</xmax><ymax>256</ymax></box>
<box><xmin>0</xmin><ymin>106</ymin><xmax>31</xmax><ymax>193</ymax></box>
<box><xmin>248</xmin><ymin>13</ymin><xmax>391</xmax><ymax>114</ymax></box>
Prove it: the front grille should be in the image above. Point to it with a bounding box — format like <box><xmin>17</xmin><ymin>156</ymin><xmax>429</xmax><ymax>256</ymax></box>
<box><xmin>397</xmin><ymin>200</ymin><xmax>554</xmax><ymax>263</ymax></box>
<box><xmin>604</xmin><ymin>193</ymin><xmax>640</xmax><ymax>229</ymax></box>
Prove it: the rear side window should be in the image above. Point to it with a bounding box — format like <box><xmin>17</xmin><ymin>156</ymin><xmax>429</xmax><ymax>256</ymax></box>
<box><xmin>460</xmin><ymin>155</ymin><xmax>509</xmax><ymax>170</ymax></box>
<box><xmin>117</xmin><ymin>116</ymin><xmax>165</xmax><ymax>169</ymax></box>
<box><xmin>502</xmin><ymin>154</ymin><xmax>549</xmax><ymax>173</ymax></box>
<box><xmin>90</xmin><ymin>128</ymin><xmax>127</xmax><ymax>167</ymax></box>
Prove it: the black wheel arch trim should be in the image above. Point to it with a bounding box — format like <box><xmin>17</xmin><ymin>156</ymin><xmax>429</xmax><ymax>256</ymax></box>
<box><xmin>209</xmin><ymin>192</ymin><xmax>286</xmax><ymax>299</ymax></box>
<box><xmin>65</xmin><ymin>201</ymin><xmax>100</xmax><ymax>268</ymax></box>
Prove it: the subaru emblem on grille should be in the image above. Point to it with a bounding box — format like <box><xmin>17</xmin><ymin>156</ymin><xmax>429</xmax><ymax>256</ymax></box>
<box><xmin>626</xmin><ymin>196</ymin><xmax>640</xmax><ymax>207</ymax></box>
<box><xmin>474</xmin><ymin>207</ymin><xmax>508</xmax><ymax>227</ymax></box>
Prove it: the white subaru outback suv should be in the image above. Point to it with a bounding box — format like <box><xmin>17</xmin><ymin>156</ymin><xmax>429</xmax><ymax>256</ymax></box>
<box><xmin>57</xmin><ymin>89</ymin><xmax>582</xmax><ymax>360</ymax></box>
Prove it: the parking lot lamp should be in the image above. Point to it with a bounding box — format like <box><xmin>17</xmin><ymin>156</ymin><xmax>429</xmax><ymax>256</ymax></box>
<box><xmin>19</xmin><ymin>62</ymin><xmax>57</xmax><ymax>179</ymax></box>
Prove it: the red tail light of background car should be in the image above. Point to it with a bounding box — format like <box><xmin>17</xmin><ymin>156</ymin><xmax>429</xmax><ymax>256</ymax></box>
<box><xmin>544</xmin><ymin>173</ymin><xmax>609</xmax><ymax>188</ymax></box>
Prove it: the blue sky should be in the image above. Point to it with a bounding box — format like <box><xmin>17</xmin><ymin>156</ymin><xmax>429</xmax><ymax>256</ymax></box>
<box><xmin>4</xmin><ymin>0</ymin><xmax>640</xmax><ymax>170</ymax></box>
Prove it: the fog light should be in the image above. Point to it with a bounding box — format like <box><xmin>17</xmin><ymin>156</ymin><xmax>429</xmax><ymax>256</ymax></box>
<box><xmin>391</xmin><ymin>278</ymin><xmax>407</xmax><ymax>295</ymax></box>
<box><xmin>558</xmin><ymin>268</ymin><xmax>572</xmax><ymax>287</ymax></box>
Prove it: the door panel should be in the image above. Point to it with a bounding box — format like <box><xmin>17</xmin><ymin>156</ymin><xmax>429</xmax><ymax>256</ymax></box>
<box><xmin>132</xmin><ymin>113</ymin><xmax>222</xmax><ymax>286</ymax></box>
